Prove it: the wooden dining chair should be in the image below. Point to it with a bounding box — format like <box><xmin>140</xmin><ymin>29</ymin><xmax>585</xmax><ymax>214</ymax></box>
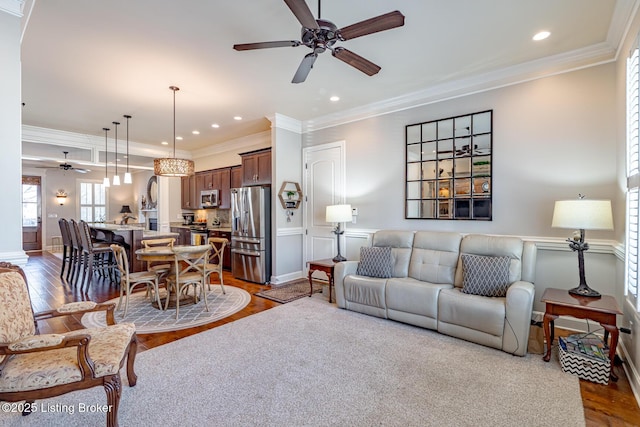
<box><xmin>140</xmin><ymin>238</ymin><xmax>176</xmax><ymax>280</ymax></box>
<box><xmin>58</xmin><ymin>218</ymin><xmax>72</xmax><ymax>279</ymax></box>
<box><xmin>0</xmin><ymin>263</ymin><xmax>138</xmax><ymax>427</ymax></box>
<box><xmin>166</xmin><ymin>245</ymin><xmax>210</xmax><ymax>319</ymax></box>
<box><xmin>78</xmin><ymin>220</ymin><xmax>117</xmax><ymax>292</ymax></box>
<box><xmin>111</xmin><ymin>244</ymin><xmax>162</xmax><ymax>317</ymax></box>
<box><xmin>205</xmin><ymin>237</ymin><xmax>228</xmax><ymax>293</ymax></box>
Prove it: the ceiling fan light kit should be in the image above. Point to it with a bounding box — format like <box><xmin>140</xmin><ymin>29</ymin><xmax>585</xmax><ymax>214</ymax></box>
<box><xmin>233</xmin><ymin>0</ymin><xmax>404</xmax><ymax>83</ymax></box>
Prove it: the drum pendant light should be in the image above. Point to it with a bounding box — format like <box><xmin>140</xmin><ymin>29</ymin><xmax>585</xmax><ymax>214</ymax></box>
<box><xmin>153</xmin><ymin>86</ymin><xmax>194</xmax><ymax>177</ymax></box>
<box><xmin>112</xmin><ymin>121</ymin><xmax>121</xmax><ymax>186</ymax></box>
<box><xmin>123</xmin><ymin>114</ymin><xmax>132</xmax><ymax>184</ymax></box>
<box><xmin>103</xmin><ymin>127</ymin><xmax>110</xmax><ymax>187</ymax></box>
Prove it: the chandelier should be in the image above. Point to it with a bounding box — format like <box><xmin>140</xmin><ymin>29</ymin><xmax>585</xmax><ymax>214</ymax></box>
<box><xmin>153</xmin><ymin>86</ymin><xmax>194</xmax><ymax>177</ymax></box>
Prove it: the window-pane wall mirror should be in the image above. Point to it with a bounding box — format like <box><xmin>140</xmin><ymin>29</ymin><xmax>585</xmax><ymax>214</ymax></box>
<box><xmin>405</xmin><ymin>110</ymin><xmax>493</xmax><ymax>220</ymax></box>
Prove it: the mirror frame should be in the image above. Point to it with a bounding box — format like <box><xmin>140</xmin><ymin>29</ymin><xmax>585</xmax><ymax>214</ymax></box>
<box><xmin>405</xmin><ymin>110</ymin><xmax>493</xmax><ymax>220</ymax></box>
<box><xmin>146</xmin><ymin>175</ymin><xmax>158</xmax><ymax>209</ymax></box>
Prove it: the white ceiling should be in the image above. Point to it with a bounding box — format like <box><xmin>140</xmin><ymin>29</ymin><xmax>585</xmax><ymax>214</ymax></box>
<box><xmin>19</xmin><ymin>0</ymin><xmax>632</xmax><ymax>159</ymax></box>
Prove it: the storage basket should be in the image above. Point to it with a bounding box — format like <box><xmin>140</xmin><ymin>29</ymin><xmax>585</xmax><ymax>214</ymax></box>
<box><xmin>558</xmin><ymin>335</ymin><xmax>610</xmax><ymax>385</ymax></box>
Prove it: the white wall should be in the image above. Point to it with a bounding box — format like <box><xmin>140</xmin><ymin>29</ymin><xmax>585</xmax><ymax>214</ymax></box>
<box><xmin>0</xmin><ymin>9</ymin><xmax>27</xmax><ymax>264</ymax></box>
<box><xmin>305</xmin><ymin>64</ymin><xmax>618</xmax><ymax>239</ymax></box>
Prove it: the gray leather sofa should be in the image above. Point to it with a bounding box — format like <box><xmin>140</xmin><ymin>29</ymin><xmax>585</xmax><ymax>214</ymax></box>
<box><xmin>334</xmin><ymin>230</ymin><xmax>537</xmax><ymax>356</ymax></box>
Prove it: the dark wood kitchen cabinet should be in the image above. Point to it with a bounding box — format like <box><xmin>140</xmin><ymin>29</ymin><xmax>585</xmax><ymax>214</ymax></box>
<box><xmin>230</xmin><ymin>165</ymin><xmax>242</xmax><ymax>189</ymax></box>
<box><xmin>214</xmin><ymin>168</ymin><xmax>231</xmax><ymax>209</ymax></box>
<box><xmin>196</xmin><ymin>171</ymin><xmax>213</xmax><ymax>194</ymax></box>
<box><xmin>181</xmin><ymin>175</ymin><xmax>197</xmax><ymax>210</ymax></box>
<box><xmin>170</xmin><ymin>227</ymin><xmax>191</xmax><ymax>245</ymax></box>
<box><xmin>241</xmin><ymin>148</ymin><xmax>271</xmax><ymax>186</ymax></box>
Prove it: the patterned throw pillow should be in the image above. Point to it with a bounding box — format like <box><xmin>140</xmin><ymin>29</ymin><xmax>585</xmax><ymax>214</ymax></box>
<box><xmin>356</xmin><ymin>246</ymin><xmax>393</xmax><ymax>278</ymax></box>
<box><xmin>461</xmin><ymin>254</ymin><xmax>511</xmax><ymax>297</ymax></box>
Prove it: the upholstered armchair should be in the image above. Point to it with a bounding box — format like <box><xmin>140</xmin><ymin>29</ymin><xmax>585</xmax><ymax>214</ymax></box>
<box><xmin>0</xmin><ymin>263</ymin><xmax>138</xmax><ymax>427</ymax></box>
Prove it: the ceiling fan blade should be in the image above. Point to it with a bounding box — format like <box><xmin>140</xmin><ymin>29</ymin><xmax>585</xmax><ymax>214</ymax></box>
<box><xmin>73</xmin><ymin>168</ymin><xmax>89</xmax><ymax>173</ymax></box>
<box><xmin>234</xmin><ymin>40</ymin><xmax>301</xmax><ymax>51</ymax></box>
<box><xmin>338</xmin><ymin>10</ymin><xmax>405</xmax><ymax>41</ymax></box>
<box><xmin>332</xmin><ymin>47</ymin><xmax>381</xmax><ymax>76</ymax></box>
<box><xmin>292</xmin><ymin>53</ymin><xmax>317</xmax><ymax>83</ymax></box>
<box><xmin>284</xmin><ymin>0</ymin><xmax>319</xmax><ymax>30</ymax></box>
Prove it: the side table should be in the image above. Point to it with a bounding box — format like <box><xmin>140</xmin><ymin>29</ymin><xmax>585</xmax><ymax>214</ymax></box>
<box><xmin>307</xmin><ymin>259</ymin><xmax>337</xmax><ymax>303</ymax></box>
<box><xmin>541</xmin><ymin>287</ymin><xmax>622</xmax><ymax>381</ymax></box>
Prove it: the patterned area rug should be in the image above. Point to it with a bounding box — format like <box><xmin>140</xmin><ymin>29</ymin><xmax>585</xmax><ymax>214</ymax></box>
<box><xmin>255</xmin><ymin>278</ymin><xmax>323</xmax><ymax>304</ymax></box>
<box><xmin>81</xmin><ymin>285</ymin><xmax>250</xmax><ymax>334</ymax></box>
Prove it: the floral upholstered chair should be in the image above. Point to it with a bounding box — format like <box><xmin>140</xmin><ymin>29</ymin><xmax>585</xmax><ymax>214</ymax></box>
<box><xmin>0</xmin><ymin>263</ymin><xmax>138</xmax><ymax>427</ymax></box>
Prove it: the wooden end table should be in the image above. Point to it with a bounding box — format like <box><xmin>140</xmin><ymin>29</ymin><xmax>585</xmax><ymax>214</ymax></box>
<box><xmin>541</xmin><ymin>287</ymin><xmax>622</xmax><ymax>381</ymax></box>
<box><xmin>307</xmin><ymin>259</ymin><xmax>337</xmax><ymax>303</ymax></box>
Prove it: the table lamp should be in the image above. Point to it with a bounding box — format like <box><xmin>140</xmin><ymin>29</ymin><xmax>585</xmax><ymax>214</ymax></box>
<box><xmin>551</xmin><ymin>195</ymin><xmax>613</xmax><ymax>298</ymax></box>
<box><xmin>326</xmin><ymin>204</ymin><xmax>352</xmax><ymax>262</ymax></box>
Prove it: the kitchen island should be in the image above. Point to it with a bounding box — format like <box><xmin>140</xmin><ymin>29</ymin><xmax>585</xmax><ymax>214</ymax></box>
<box><xmin>90</xmin><ymin>223</ymin><xmax>179</xmax><ymax>272</ymax></box>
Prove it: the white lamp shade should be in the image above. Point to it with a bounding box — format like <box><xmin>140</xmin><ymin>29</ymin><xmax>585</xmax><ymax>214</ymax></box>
<box><xmin>552</xmin><ymin>199</ymin><xmax>613</xmax><ymax>230</ymax></box>
<box><xmin>112</xmin><ymin>175</ymin><xmax>121</xmax><ymax>186</ymax></box>
<box><xmin>326</xmin><ymin>204</ymin><xmax>353</xmax><ymax>223</ymax></box>
<box><xmin>103</xmin><ymin>176</ymin><xmax>110</xmax><ymax>188</ymax></box>
<box><xmin>124</xmin><ymin>172</ymin><xmax>132</xmax><ymax>184</ymax></box>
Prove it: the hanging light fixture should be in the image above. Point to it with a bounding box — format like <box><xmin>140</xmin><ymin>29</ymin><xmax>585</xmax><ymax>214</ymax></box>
<box><xmin>112</xmin><ymin>121</ymin><xmax>121</xmax><ymax>186</ymax></box>
<box><xmin>103</xmin><ymin>127</ymin><xmax>110</xmax><ymax>187</ymax></box>
<box><xmin>123</xmin><ymin>114</ymin><xmax>133</xmax><ymax>184</ymax></box>
<box><xmin>153</xmin><ymin>85</ymin><xmax>194</xmax><ymax>177</ymax></box>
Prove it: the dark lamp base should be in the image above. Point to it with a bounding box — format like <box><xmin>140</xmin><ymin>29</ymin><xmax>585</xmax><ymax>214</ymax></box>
<box><xmin>332</xmin><ymin>255</ymin><xmax>346</xmax><ymax>262</ymax></box>
<box><xmin>568</xmin><ymin>284</ymin><xmax>601</xmax><ymax>298</ymax></box>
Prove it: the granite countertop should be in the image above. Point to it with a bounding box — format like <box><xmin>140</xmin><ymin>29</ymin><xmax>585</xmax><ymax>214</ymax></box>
<box><xmin>90</xmin><ymin>223</ymin><xmax>145</xmax><ymax>231</ymax></box>
<box><xmin>142</xmin><ymin>230</ymin><xmax>179</xmax><ymax>238</ymax></box>
<box><xmin>169</xmin><ymin>223</ymin><xmax>231</xmax><ymax>233</ymax></box>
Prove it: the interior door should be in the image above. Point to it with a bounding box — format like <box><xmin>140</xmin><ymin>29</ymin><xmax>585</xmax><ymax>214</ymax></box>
<box><xmin>22</xmin><ymin>176</ymin><xmax>42</xmax><ymax>251</ymax></box>
<box><xmin>303</xmin><ymin>141</ymin><xmax>345</xmax><ymax>265</ymax></box>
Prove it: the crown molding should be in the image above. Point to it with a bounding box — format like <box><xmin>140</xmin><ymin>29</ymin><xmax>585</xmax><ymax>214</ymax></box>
<box><xmin>609</xmin><ymin>0</ymin><xmax>640</xmax><ymax>59</ymax></box>
<box><xmin>0</xmin><ymin>0</ymin><xmax>24</xmax><ymax>17</ymax></box>
<box><xmin>267</xmin><ymin>113</ymin><xmax>303</xmax><ymax>134</ymax></box>
<box><xmin>21</xmin><ymin>124</ymin><xmax>192</xmax><ymax>159</ymax></box>
<box><xmin>303</xmin><ymin>42</ymin><xmax>617</xmax><ymax>133</ymax></box>
<box><xmin>191</xmin><ymin>130</ymin><xmax>270</xmax><ymax>160</ymax></box>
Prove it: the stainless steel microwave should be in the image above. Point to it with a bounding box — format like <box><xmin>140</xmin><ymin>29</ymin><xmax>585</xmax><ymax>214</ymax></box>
<box><xmin>200</xmin><ymin>190</ymin><xmax>219</xmax><ymax>208</ymax></box>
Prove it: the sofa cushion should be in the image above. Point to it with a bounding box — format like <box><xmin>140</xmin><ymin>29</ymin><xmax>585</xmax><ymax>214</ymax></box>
<box><xmin>343</xmin><ymin>275</ymin><xmax>387</xmax><ymax>309</ymax></box>
<box><xmin>454</xmin><ymin>234</ymin><xmax>524</xmax><ymax>287</ymax></box>
<box><xmin>356</xmin><ymin>246</ymin><xmax>393</xmax><ymax>278</ymax></box>
<box><xmin>461</xmin><ymin>254</ymin><xmax>511</xmax><ymax>297</ymax></box>
<box><xmin>409</xmin><ymin>231</ymin><xmax>461</xmax><ymax>284</ymax></box>
<box><xmin>386</xmin><ymin>277</ymin><xmax>452</xmax><ymax>320</ymax></box>
<box><xmin>372</xmin><ymin>230</ymin><xmax>415</xmax><ymax>277</ymax></box>
<box><xmin>438</xmin><ymin>288</ymin><xmax>506</xmax><ymax>337</ymax></box>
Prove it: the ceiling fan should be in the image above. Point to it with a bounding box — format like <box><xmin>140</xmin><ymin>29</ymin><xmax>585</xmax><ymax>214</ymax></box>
<box><xmin>233</xmin><ymin>0</ymin><xmax>405</xmax><ymax>83</ymax></box>
<box><xmin>38</xmin><ymin>151</ymin><xmax>89</xmax><ymax>173</ymax></box>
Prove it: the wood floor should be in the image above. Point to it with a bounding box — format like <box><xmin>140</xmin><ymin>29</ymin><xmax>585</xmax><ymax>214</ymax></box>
<box><xmin>19</xmin><ymin>252</ymin><xmax>640</xmax><ymax>425</ymax></box>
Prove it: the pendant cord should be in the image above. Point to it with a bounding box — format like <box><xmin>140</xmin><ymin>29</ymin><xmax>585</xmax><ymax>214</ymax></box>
<box><xmin>112</xmin><ymin>121</ymin><xmax>119</xmax><ymax>176</ymax></box>
<box><xmin>103</xmin><ymin>127</ymin><xmax>110</xmax><ymax>178</ymax></box>
<box><xmin>124</xmin><ymin>115</ymin><xmax>131</xmax><ymax>172</ymax></box>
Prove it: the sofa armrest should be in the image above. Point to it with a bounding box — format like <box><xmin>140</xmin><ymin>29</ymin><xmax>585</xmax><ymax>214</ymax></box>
<box><xmin>334</xmin><ymin>261</ymin><xmax>359</xmax><ymax>308</ymax></box>
<box><xmin>503</xmin><ymin>281</ymin><xmax>535</xmax><ymax>356</ymax></box>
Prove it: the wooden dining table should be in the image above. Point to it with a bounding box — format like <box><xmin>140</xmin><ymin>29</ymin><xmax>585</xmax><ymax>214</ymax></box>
<box><xmin>135</xmin><ymin>244</ymin><xmax>210</xmax><ymax>309</ymax></box>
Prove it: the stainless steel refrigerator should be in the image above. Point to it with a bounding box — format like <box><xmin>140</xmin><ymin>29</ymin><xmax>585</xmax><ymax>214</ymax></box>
<box><xmin>230</xmin><ymin>186</ymin><xmax>271</xmax><ymax>284</ymax></box>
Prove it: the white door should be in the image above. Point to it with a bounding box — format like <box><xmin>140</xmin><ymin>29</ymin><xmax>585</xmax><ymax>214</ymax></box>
<box><xmin>303</xmin><ymin>141</ymin><xmax>345</xmax><ymax>264</ymax></box>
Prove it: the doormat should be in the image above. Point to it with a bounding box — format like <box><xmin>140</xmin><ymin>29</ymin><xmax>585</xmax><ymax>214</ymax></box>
<box><xmin>255</xmin><ymin>279</ymin><xmax>324</xmax><ymax>304</ymax></box>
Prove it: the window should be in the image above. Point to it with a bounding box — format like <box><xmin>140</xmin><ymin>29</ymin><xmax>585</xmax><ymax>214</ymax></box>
<box><xmin>79</xmin><ymin>181</ymin><xmax>107</xmax><ymax>223</ymax></box>
<box><xmin>626</xmin><ymin>37</ymin><xmax>640</xmax><ymax>310</ymax></box>
<box><xmin>22</xmin><ymin>177</ymin><xmax>40</xmax><ymax>227</ymax></box>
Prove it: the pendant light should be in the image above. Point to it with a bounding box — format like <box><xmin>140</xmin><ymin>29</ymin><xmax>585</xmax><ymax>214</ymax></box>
<box><xmin>123</xmin><ymin>114</ymin><xmax>132</xmax><ymax>184</ymax></box>
<box><xmin>103</xmin><ymin>127</ymin><xmax>110</xmax><ymax>188</ymax></box>
<box><xmin>112</xmin><ymin>121</ymin><xmax>121</xmax><ymax>186</ymax></box>
<box><xmin>153</xmin><ymin>86</ymin><xmax>195</xmax><ymax>177</ymax></box>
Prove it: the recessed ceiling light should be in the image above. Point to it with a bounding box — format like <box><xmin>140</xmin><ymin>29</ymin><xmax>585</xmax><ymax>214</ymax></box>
<box><xmin>176</xmin><ymin>136</ymin><xmax>183</xmax><ymax>140</ymax></box>
<box><xmin>533</xmin><ymin>31</ymin><xmax>550</xmax><ymax>41</ymax></box>
<box><xmin>161</xmin><ymin>141</ymin><xmax>169</xmax><ymax>145</ymax></box>
<box><xmin>211</xmin><ymin>123</ymin><xmax>220</xmax><ymax>128</ymax></box>
<box><xmin>233</xmin><ymin>116</ymin><xmax>242</xmax><ymax>121</ymax></box>
<box><xmin>330</xmin><ymin>96</ymin><xmax>340</xmax><ymax>102</ymax></box>
<box><xmin>192</xmin><ymin>130</ymin><xmax>200</xmax><ymax>135</ymax></box>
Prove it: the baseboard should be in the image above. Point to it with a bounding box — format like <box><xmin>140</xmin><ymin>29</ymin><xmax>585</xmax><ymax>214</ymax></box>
<box><xmin>270</xmin><ymin>271</ymin><xmax>305</xmax><ymax>286</ymax></box>
<box><xmin>619</xmin><ymin>339</ymin><xmax>640</xmax><ymax>409</ymax></box>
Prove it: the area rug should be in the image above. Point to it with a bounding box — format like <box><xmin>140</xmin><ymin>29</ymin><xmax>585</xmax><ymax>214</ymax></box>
<box><xmin>10</xmin><ymin>297</ymin><xmax>585</xmax><ymax>427</ymax></box>
<box><xmin>255</xmin><ymin>278</ymin><xmax>323</xmax><ymax>303</ymax></box>
<box><xmin>81</xmin><ymin>285</ymin><xmax>250</xmax><ymax>334</ymax></box>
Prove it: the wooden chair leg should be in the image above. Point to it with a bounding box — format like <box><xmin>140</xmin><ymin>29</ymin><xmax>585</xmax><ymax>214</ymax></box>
<box><xmin>126</xmin><ymin>335</ymin><xmax>138</xmax><ymax>387</ymax></box>
<box><xmin>103</xmin><ymin>374</ymin><xmax>121</xmax><ymax>427</ymax></box>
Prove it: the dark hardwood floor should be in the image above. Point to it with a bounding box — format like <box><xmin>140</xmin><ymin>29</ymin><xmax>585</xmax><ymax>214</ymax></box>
<box><xmin>19</xmin><ymin>252</ymin><xmax>640</xmax><ymax>425</ymax></box>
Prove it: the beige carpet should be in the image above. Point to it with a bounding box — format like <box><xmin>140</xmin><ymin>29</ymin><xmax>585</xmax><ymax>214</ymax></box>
<box><xmin>81</xmin><ymin>285</ymin><xmax>250</xmax><ymax>334</ymax></box>
<box><xmin>3</xmin><ymin>297</ymin><xmax>585</xmax><ymax>427</ymax></box>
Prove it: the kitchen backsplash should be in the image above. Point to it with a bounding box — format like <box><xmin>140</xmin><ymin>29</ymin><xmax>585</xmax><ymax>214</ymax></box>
<box><xmin>194</xmin><ymin>209</ymin><xmax>230</xmax><ymax>226</ymax></box>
